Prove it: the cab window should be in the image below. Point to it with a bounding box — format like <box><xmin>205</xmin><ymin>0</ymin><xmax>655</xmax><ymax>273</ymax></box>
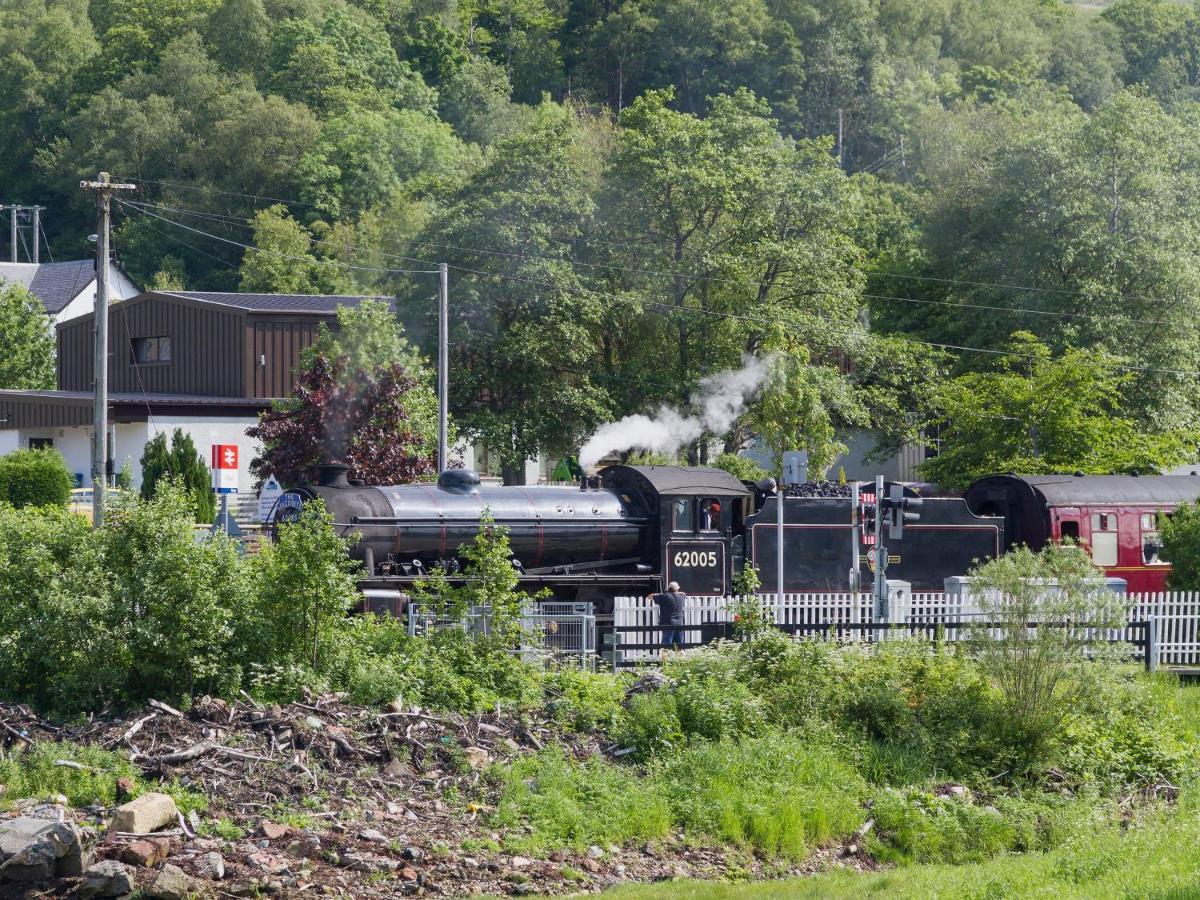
<box><xmin>1089</xmin><ymin>512</ymin><xmax>1118</xmax><ymax>567</ymax></box>
<box><xmin>672</xmin><ymin>498</ymin><xmax>694</xmax><ymax>532</ymax></box>
<box><xmin>699</xmin><ymin>498</ymin><xmax>722</xmax><ymax>531</ymax></box>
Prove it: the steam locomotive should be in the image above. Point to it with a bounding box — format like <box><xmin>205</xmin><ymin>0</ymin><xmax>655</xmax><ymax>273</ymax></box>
<box><xmin>273</xmin><ymin>462</ymin><xmax>1005</xmax><ymax>611</ymax></box>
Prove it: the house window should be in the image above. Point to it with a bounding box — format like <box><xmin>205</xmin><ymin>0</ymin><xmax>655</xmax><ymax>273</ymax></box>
<box><xmin>131</xmin><ymin>336</ymin><xmax>172</xmax><ymax>364</ymax></box>
<box><xmin>672</xmin><ymin>498</ymin><xmax>695</xmax><ymax>532</ymax></box>
<box><xmin>699</xmin><ymin>498</ymin><xmax>722</xmax><ymax>531</ymax></box>
<box><xmin>28</xmin><ymin>437</ymin><xmax>53</xmax><ymax>450</ymax></box>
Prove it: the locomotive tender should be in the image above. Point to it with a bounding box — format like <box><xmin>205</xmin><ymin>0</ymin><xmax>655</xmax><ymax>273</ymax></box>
<box><xmin>275</xmin><ymin>462</ymin><xmax>1003</xmax><ymax>610</ymax></box>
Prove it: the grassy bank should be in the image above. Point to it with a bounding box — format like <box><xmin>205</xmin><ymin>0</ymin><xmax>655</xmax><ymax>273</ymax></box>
<box><xmin>601</xmin><ymin>782</ymin><xmax>1200</xmax><ymax>898</ymax></box>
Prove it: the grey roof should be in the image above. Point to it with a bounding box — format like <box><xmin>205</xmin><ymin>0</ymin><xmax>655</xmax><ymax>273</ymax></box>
<box><xmin>158</xmin><ymin>291</ymin><xmax>394</xmax><ymax>314</ymax></box>
<box><xmin>608</xmin><ymin>464</ymin><xmax>751</xmax><ymax>496</ymax></box>
<box><xmin>973</xmin><ymin>474</ymin><xmax>1200</xmax><ymax>507</ymax></box>
<box><xmin>0</xmin><ymin>260</ymin><xmax>96</xmax><ymax>314</ymax></box>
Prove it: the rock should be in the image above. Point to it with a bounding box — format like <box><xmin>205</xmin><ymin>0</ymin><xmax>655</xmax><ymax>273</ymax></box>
<box><xmin>510</xmin><ymin>856</ymin><xmax>531</xmax><ymax>868</ymax></box>
<box><xmin>343</xmin><ymin>852</ymin><xmax>400</xmax><ymax>873</ymax></box>
<box><xmin>146</xmin><ymin>863</ymin><xmax>195</xmax><ymax>900</ymax></box>
<box><xmin>79</xmin><ymin>860</ymin><xmax>134</xmax><ymax>898</ymax></box>
<box><xmin>502</xmin><ymin>738</ymin><xmax>521</xmax><ymax>753</ymax></box>
<box><xmin>0</xmin><ymin>816</ymin><xmax>91</xmax><ymax>881</ymax></box>
<box><xmin>46</xmin><ymin>793</ymin><xmax>69</xmax><ymax>806</ymax></box>
<box><xmin>120</xmin><ymin>838</ymin><xmax>169</xmax><ymax>868</ymax></box>
<box><xmin>188</xmin><ymin>810</ymin><xmax>202</xmax><ymax>834</ymax></box>
<box><xmin>259</xmin><ymin>822</ymin><xmax>289</xmax><ymax>841</ymax></box>
<box><xmin>614</xmin><ymin>863</ymin><xmax>627</xmax><ymax>877</ymax></box>
<box><xmin>580</xmin><ymin>858</ymin><xmax>601</xmax><ymax>874</ymax></box>
<box><xmin>400</xmin><ymin>846</ymin><xmax>424</xmax><ymax>862</ymax></box>
<box><xmin>199</xmin><ymin>850</ymin><xmax>226</xmax><ymax>880</ymax></box>
<box><xmin>625</xmin><ymin>669</ymin><xmax>670</xmax><ymax>697</ymax></box>
<box><xmin>586</xmin><ymin>845</ymin><xmax>604</xmax><ymax>860</ymax></box>
<box><xmin>359</xmin><ymin>828</ymin><xmax>389</xmax><ymax>844</ymax></box>
<box><xmin>462</xmin><ymin>746</ymin><xmax>490</xmax><ymax>770</ymax></box>
<box><xmin>382</xmin><ymin>758</ymin><xmax>413</xmax><ymax>779</ymax></box>
<box><xmin>108</xmin><ymin>793</ymin><xmax>179</xmax><ymax>835</ymax></box>
<box><xmin>399</xmin><ymin>866</ymin><xmax>418</xmax><ymax>882</ymax></box>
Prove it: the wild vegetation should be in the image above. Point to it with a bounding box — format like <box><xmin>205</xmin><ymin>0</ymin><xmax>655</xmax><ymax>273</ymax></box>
<box><xmin>3</xmin><ymin>0</ymin><xmax>1200</xmax><ymax>479</ymax></box>
<box><xmin>0</xmin><ymin>498</ymin><xmax>1195</xmax><ymax>895</ymax></box>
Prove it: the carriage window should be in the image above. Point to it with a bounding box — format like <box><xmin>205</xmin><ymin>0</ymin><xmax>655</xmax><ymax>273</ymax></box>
<box><xmin>1089</xmin><ymin>512</ymin><xmax>1118</xmax><ymax>567</ymax></box>
<box><xmin>1141</xmin><ymin>512</ymin><xmax>1167</xmax><ymax>565</ymax></box>
<box><xmin>1060</xmin><ymin>521</ymin><xmax>1079</xmax><ymax>542</ymax></box>
<box><xmin>699</xmin><ymin>498</ymin><xmax>722</xmax><ymax>531</ymax></box>
<box><xmin>672</xmin><ymin>498</ymin><xmax>695</xmax><ymax>532</ymax></box>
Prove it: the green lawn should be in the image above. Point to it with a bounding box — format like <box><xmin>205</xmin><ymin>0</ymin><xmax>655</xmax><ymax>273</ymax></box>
<box><xmin>599</xmin><ymin>784</ymin><xmax>1200</xmax><ymax>899</ymax></box>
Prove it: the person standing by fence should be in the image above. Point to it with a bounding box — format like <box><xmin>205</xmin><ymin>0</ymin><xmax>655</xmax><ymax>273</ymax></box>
<box><xmin>648</xmin><ymin>582</ymin><xmax>687</xmax><ymax>654</ymax></box>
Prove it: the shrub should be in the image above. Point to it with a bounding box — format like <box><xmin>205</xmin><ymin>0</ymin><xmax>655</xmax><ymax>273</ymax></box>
<box><xmin>544</xmin><ymin>669</ymin><xmax>629</xmax><ymax>733</ymax></box>
<box><xmin>251</xmin><ymin>499</ymin><xmax>360</xmax><ymax>670</ymax></box>
<box><xmin>968</xmin><ymin>545</ymin><xmax>1131</xmax><ymax>774</ymax></box>
<box><xmin>139</xmin><ymin>430</ymin><xmax>217</xmax><ymax>523</ymax></box>
<box><xmin>1161</xmin><ymin>500</ymin><xmax>1200</xmax><ymax>589</ymax></box>
<box><xmin>0</xmin><ymin>448</ymin><xmax>73</xmax><ymax>508</ymax></box>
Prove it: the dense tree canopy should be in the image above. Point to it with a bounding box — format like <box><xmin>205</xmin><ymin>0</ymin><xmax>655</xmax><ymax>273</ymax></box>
<box><xmin>4</xmin><ymin>0</ymin><xmax>1200</xmax><ymax>481</ymax></box>
<box><xmin>0</xmin><ymin>282</ymin><xmax>55</xmax><ymax>390</ymax></box>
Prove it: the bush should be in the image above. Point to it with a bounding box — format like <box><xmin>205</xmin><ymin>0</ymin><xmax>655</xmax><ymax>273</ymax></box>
<box><xmin>0</xmin><ymin>448</ymin><xmax>72</xmax><ymax>508</ymax></box>
<box><xmin>544</xmin><ymin>669</ymin><xmax>629</xmax><ymax>733</ymax></box>
<box><xmin>1161</xmin><ymin>500</ymin><xmax>1200</xmax><ymax>589</ymax></box>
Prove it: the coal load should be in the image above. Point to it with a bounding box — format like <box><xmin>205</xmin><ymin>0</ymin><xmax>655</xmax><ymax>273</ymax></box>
<box><xmin>784</xmin><ymin>481</ymin><xmax>854</xmax><ymax>498</ymax></box>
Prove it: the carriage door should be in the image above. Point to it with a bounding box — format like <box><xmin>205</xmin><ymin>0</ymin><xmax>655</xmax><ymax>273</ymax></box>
<box><xmin>1088</xmin><ymin>511</ymin><xmax>1119</xmax><ymax>568</ymax></box>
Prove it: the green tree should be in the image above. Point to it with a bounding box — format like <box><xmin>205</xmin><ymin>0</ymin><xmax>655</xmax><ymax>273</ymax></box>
<box><xmin>407</xmin><ymin>102</ymin><xmax>608</xmax><ymax>484</ymax></box>
<box><xmin>919</xmin><ymin>333</ymin><xmax>1195</xmax><ymax>491</ymax></box>
<box><xmin>139</xmin><ymin>429</ymin><xmax>218</xmax><ymax>523</ymax></box>
<box><xmin>0</xmin><ymin>281</ymin><xmax>54</xmax><ymax>389</ymax></box>
<box><xmin>1160</xmin><ymin>501</ymin><xmax>1200</xmax><ymax>590</ymax></box>
<box><xmin>238</xmin><ymin>205</ymin><xmax>350</xmax><ymax>294</ymax></box>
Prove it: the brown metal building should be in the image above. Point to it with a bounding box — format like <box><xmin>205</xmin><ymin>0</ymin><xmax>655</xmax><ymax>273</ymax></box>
<box><xmin>56</xmin><ymin>291</ymin><xmax>393</xmax><ymax>400</ymax></box>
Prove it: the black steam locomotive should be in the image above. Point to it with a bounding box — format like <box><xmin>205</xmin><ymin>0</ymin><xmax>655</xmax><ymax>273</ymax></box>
<box><xmin>274</xmin><ymin>462</ymin><xmax>1002</xmax><ymax>612</ymax></box>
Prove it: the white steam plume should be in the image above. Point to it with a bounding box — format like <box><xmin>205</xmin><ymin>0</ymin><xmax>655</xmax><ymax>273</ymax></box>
<box><xmin>579</xmin><ymin>354</ymin><xmax>776</xmax><ymax>467</ymax></box>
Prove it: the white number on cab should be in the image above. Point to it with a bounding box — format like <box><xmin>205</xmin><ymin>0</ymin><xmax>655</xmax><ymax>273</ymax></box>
<box><xmin>673</xmin><ymin>550</ymin><xmax>717</xmax><ymax>567</ymax></box>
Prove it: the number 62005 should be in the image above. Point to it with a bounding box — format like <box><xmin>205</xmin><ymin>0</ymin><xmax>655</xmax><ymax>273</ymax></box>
<box><xmin>673</xmin><ymin>550</ymin><xmax>717</xmax><ymax>567</ymax></box>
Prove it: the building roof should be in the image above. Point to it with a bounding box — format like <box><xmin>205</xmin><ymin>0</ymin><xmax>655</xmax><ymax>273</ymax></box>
<box><xmin>605</xmin><ymin>464</ymin><xmax>751</xmax><ymax>496</ymax></box>
<box><xmin>0</xmin><ymin>260</ymin><xmax>97</xmax><ymax>314</ymax></box>
<box><xmin>157</xmin><ymin>291</ymin><xmax>394</xmax><ymax>315</ymax></box>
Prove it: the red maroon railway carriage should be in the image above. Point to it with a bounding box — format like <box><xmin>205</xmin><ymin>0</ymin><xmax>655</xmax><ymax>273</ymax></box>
<box><xmin>963</xmin><ymin>474</ymin><xmax>1200</xmax><ymax>593</ymax></box>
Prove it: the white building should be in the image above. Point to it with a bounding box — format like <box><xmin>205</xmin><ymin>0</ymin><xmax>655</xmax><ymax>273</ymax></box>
<box><xmin>0</xmin><ymin>259</ymin><xmax>140</xmax><ymax>326</ymax></box>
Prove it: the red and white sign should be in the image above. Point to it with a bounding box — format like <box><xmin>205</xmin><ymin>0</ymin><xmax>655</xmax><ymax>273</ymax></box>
<box><xmin>211</xmin><ymin>444</ymin><xmax>239</xmax><ymax>493</ymax></box>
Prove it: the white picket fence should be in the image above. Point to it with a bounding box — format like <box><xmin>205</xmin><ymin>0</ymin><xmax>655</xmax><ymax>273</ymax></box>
<box><xmin>613</xmin><ymin>591</ymin><xmax>1200</xmax><ymax>667</ymax></box>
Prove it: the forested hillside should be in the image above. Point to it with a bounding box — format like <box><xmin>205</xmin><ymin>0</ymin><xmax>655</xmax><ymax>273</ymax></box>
<box><xmin>4</xmin><ymin>0</ymin><xmax>1200</xmax><ymax>480</ymax></box>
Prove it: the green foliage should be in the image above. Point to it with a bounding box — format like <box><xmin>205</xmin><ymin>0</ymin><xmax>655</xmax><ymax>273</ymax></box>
<box><xmin>919</xmin><ymin>333</ymin><xmax>1194</xmax><ymax>490</ymax></box>
<box><xmin>543</xmin><ymin>669</ymin><xmax>629</xmax><ymax>733</ymax></box>
<box><xmin>0</xmin><ymin>281</ymin><xmax>54</xmax><ymax>389</ymax></box>
<box><xmin>138</xmin><ymin>429</ymin><xmax>217</xmax><ymax>523</ymax></box>
<box><xmin>711</xmin><ymin>453</ymin><xmax>767</xmax><ymax>483</ymax></box>
<box><xmin>967</xmin><ymin>544</ymin><xmax>1131</xmax><ymax>774</ymax></box>
<box><xmin>1160</xmin><ymin>500</ymin><xmax>1200</xmax><ymax>589</ymax></box>
<box><xmin>0</xmin><ymin>741</ymin><xmax>146</xmax><ymax>809</ymax></box>
<box><xmin>0</xmin><ymin>448</ymin><xmax>72</xmax><ymax>508</ymax></box>
<box><xmin>253</xmin><ymin>499</ymin><xmax>360</xmax><ymax>669</ymax></box>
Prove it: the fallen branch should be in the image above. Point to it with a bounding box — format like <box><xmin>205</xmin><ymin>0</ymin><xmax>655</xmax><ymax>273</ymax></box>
<box><xmin>148</xmin><ymin>699</ymin><xmax>184</xmax><ymax>718</ymax></box>
<box><xmin>54</xmin><ymin>760</ymin><xmax>101</xmax><ymax>772</ymax></box>
<box><xmin>121</xmin><ymin>713</ymin><xmax>157</xmax><ymax>745</ymax></box>
<box><xmin>132</xmin><ymin>742</ymin><xmax>216</xmax><ymax>765</ymax></box>
<box><xmin>0</xmin><ymin>720</ymin><xmax>30</xmax><ymax>744</ymax></box>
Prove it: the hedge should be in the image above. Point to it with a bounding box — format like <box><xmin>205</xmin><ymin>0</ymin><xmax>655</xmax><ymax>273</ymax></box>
<box><xmin>0</xmin><ymin>448</ymin><xmax>73</xmax><ymax>508</ymax></box>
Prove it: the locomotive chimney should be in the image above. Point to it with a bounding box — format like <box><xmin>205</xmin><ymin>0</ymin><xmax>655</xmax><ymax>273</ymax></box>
<box><xmin>317</xmin><ymin>462</ymin><xmax>352</xmax><ymax>489</ymax></box>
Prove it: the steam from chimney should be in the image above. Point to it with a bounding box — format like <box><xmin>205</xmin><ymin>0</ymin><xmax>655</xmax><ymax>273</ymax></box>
<box><xmin>579</xmin><ymin>354</ymin><xmax>776</xmax><ymax>467</ymax></box>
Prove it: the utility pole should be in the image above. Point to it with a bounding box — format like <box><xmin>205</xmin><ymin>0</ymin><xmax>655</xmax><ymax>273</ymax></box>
<box><xmin>79</xmin><ymin>173</ymin><xmax>135</xmax><ymax>527</ymax></box>
<box><xmin>8</xmin><ymin>208</ymin><xmax>15</xmax><ymax>262</ymax></box>
<box><xmin>31</xmin><ymin>206</ymin><xmax>40</xmax><ymax>263</ymax></box>
<box><xmin>437</xmin><ymin>262</ymin><xmax>449</xmax><ymax>473</ymax></box>
<box><xmin>3</xmin><ymin>205</ymin><xmax>46</xmax><ymax>262</ymax></box>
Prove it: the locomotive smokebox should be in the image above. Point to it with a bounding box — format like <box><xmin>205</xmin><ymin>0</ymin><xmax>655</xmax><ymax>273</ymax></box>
<box><xmin>317</xmin><ymin>463</ymin><xmax>352</xmax><ymax>489</ymax></box>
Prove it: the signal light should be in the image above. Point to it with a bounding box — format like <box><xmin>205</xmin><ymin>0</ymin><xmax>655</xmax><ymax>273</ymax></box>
<box><xmin>883</xmin><ymin>484</ymin><xmax>923</xmax><ymax>539</ymax></box>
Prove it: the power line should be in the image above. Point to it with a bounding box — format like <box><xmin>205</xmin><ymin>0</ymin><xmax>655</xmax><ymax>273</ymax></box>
<box><xmin>121</xmin><ymin>199</ymin><xmax>1200</xmax><ymax>379</ymax></box>
<box><xmin>116</xmin><ymin>199</ymin><xmax>441</xmax><ymax>276</ymax></box>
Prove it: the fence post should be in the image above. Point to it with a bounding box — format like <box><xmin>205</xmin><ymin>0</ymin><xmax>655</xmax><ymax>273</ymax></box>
<box><xmin>1147</xmin><ymin>617</ymin><xmax>1159</xmax><ymax>674</ymax></box>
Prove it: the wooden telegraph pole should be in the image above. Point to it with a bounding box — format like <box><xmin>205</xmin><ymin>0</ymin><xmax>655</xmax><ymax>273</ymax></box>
<box><xmin>79</xmin><ymin>173</ymin><xmax>135</xmax><ymax>527</ymax></box>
